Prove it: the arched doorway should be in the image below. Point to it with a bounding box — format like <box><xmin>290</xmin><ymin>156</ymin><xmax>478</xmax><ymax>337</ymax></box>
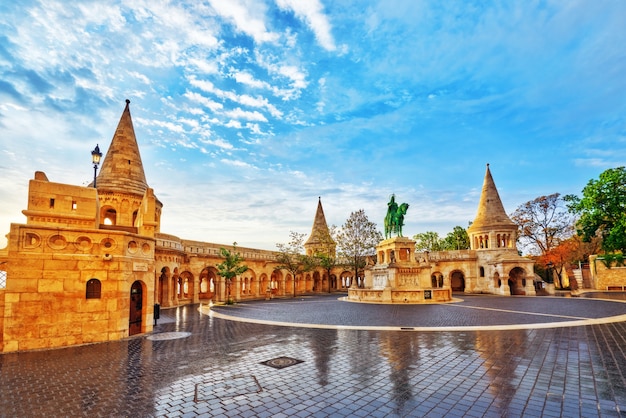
<box><xmin>260</xmin><ymin>273</ymin><xmax>269</xmax><ymax>295</ymax></box>
<box><xmin>158</xmin><ymin>267</ymin><xmax>169</xmax><ymax>305</ymax></box>
<box><xmin>199</xmin><ymin>267</ymin><xmax>217</xmax><ymax>301</ymax></box>
<box><xmin>180</xmin><ymin>271</ymin><xmax>194</xmax><ymax>300</ymax></box>
<box><xmin>340</xmin><ymin>271</ymin><xmax>352</xmax><ymax>289</ymax></box>
<box><xmin>451</xmin><ymin>271</ymin><xmax>465</xmax><ymax>291</ymax></box>
<box><xmin>508</xmin><ymin>267</ymin><xmax>527</xmax><ymax>295</ymax></box>
<box><xmin>129</xmin><ymin>281</ymin><xmax>143</xmax><ymax>336</ymax></box>
<box><xmin>313</xmin><ymin>271</ymin><xmax>321</xmax><ymax>291</ymax></box>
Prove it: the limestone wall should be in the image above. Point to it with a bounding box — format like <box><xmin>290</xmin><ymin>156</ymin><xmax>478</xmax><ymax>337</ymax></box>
<box><xmin>22</xmin><ymin>174</ymin><xmax>99</xmax><ymax>229</ymax></box>
<box><xmin>2</xmin><ymin>223</ymin><xmax>155</xmax><ymax>352</ymax></box>
<box><xmin>589</xmin><ymin>255</ymin><xmax>626</xmax><ymax>290</ymax></box>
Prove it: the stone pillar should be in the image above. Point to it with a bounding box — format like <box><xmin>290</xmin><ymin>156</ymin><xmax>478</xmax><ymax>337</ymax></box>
<box><xmin>192</xmin><ymin>273</ymin><xmax>200</xmax><ymax>304</ymax></box>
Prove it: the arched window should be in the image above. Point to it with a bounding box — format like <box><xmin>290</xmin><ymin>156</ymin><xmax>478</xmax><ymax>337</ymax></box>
<box><xmin>103</xmin><ymin>208</ymin><xmax>117</xmax><ymax>225</ymax></box>
<box><xmin>479</xmin><ymin>266</ymin><xmax>485</xmax><ymax>277</ymax></box>
<box><xmin>86</xmin><ymin>278</ymin><xmax>101</xmax><ymax>299</ymax></box>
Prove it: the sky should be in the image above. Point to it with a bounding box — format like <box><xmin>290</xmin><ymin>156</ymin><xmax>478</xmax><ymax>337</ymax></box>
<box><xmin>0</xmin><ymin>1</ymin><xmax>625</xmax><ymax>251</ymax></box>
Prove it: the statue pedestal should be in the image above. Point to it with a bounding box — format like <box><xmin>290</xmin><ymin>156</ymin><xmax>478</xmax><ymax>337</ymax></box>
<box><xmin>381</xmin><ymin>287</ymin><xmax>392</xmax><ymax>303</ymax></box>
<box><xmin>348</xmin><ymin>236</ymin><xmax>452</xmax><ymax>304</ymax></box>
<box><xmin>376</xmin><ymin>237</ymin><xmax>417</xmax><ymax>266</ymax></box>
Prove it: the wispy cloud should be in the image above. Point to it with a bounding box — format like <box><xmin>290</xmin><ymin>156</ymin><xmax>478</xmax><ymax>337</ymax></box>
<box><xmin>1</xmin><ymin>1</ymin><xmax>625</xmax><ymax>250</ymax></box>
<box><xmin>276</xmin><ymin>0</ymin><xmax>337</xmax><ymax>51</ymax></box>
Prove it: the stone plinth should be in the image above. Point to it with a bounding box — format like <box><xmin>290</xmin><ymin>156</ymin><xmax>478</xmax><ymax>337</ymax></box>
<box><xmin>348</xmin><ymin>236</ymin><xmax>452</xmax><ymax>304</ymax></box>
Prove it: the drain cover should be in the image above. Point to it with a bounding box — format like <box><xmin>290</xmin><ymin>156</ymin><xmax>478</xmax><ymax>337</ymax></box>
<box><xmin>195</xmin><ymin>375</ymin><xmax>261</xmax><ymax>402</ymax></box>
<box><xmin>147</xmin><ymin>331</ymin><xmax>191</xmax><ymax>341</ymax></box>
<box><xmin>260</xmin><ymin>356</ymin><xmax>304</xmax><ymax>369</ymax></box>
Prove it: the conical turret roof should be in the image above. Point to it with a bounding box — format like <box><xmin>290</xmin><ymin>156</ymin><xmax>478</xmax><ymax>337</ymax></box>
<box><xmin>305</xmin><ymin>197</ymin><xmax>333</xmax><ymax>246</ymax></box>
<box><xmin>95</xmin><ymin>100</ymin><xmax>149</xmax><ymax>195</ymax></box>
<box><xmin>468</xmin><ymin>164</ymin><xmax>516</xmax><ymax>232</ymax></box>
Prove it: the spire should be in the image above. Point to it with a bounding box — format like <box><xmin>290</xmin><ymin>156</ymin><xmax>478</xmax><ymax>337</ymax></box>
<box><xmin>306</xmin><ymin>197</ymin><xmax>330</xmax><ymax>245</ymax></box>
<box><xmin>305</xmin><ymin>197</ymin><xmax>334</xmax><ymax>248</ymax></box>
<box><xmin>95</xmin><ymin>100</ymin><xmax>149</xmax><ymax>195</ymax></box>
<box><xmin>468</xmin><ymin>164</ymin><xmax>516</xmax><ymax>232</ymax></box>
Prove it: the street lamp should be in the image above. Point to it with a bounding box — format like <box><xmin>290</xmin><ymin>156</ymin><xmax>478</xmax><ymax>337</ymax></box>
<box><xmin>546</xmin><ymin>261</ymin><xmax>554</xmax><ymax>284</ymax></box>
<box><xmin>91</xmin><ymin>144</ymin><xmax>102</xmax><ymax>188</ymax></box>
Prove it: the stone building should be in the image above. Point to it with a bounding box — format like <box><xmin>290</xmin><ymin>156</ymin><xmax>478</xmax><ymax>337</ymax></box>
<box><xmin>0</xmin><ymin>101</ymin><xmax>536</xmax><ymax>353</ymax></box>
<box><xmin>428</xmin><ymin>164</ymin><xmax>536</xmax><ymax>296</ymax></box>
<box><xmin>0</xmin><ymin>101</ymin><xmax>349</xmax><ymax>353</ymax></box>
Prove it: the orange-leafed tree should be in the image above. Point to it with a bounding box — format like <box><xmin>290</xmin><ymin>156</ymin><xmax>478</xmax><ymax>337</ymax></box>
<box><xmin>539</xmin><ymin>235</ymin><xmax>600</xmax><ymax>289</ymax></box>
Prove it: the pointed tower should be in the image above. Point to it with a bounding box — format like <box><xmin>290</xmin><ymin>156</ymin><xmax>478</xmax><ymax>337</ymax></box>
<box><xmin>467</xmin><ymin>164</ymin><xmax>517</xmax><ymax>250</ymax></box>
<box><xmin>95</xmin><ymin>99</ymin><xmax>149</xmax><ymax>195</ymax></box>
<box><xmin>95</xmin><ymin>100</ymin><xmax>162</xmax><ymax>235</ymax></box>
<box><xmin>304</xmin><ymin>197</ymin><xmax>335</xmax><ymax>256</ymax></box>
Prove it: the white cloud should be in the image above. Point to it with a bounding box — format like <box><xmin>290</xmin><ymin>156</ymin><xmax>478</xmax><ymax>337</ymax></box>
<box><xmin>188</xmin><ymin>75</ymin><xmax>282</xmax><ymax>118</ymax></box>
<box><xmin>254</xmin><ymin>53</ymin><xmax>308</xmax><ymax>99</ymax></box>
<box><xmin>220</xmin><ymin>158</ymin><xmax>256</xmax><ymax>169</ymax></box>
<box><xmin>207</xmin><ymin>0</ymin><xmax>279</xmax><ymax>44</ymax></box>
<box><xmin>184</xmin><ymin>91</ymin><xmax>224</xmax><ymax>112</ymax></box>
<box><xmin>128</xmin><ymin>71</ymin><xmax>151</xmax><ymax>85</ymax></box>
<box><xmin>232</xmin><ymin>70</ymin><xmax>271</xmax><ymax>89</ymax></box>
<box><xmin>187</xmin><ymin>58</ymin><xmax>219</xmax><ymax>74</ymax></box>
<box><xmin>225</xmin><ymin>120</ymin><xmax>242</xmax><ymax>129</ymax></box>
<box><xmin>139</xmin><ymin>118</ymin><xmax>185</xmax><ymax>134</ymax></box>
<box><xmin>223</xmin><ymin>107</ymin><xmax>267</xmax><ymax>122</ymax></box>
<box><xmin>202</xmin><ymin>138</ymin><xmax>234</xmax><ymax>150</ymax></box>
<box><xmin>276</xmin><ymin>0</ymin><xmax>336</xmax><ymax>51</ymax></box>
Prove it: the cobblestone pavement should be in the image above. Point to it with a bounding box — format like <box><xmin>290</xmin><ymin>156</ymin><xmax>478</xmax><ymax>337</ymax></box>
<box><xmin>2</xmin><ymin>293</ymin><xmax>626</xmax><ymax>417</ymax></box>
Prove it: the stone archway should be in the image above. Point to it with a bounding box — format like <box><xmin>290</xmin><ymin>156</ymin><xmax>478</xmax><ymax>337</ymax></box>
<box><xmin>451</xmin><ymin>271</ymin><xmax>465</xmax><ymax>291</ymax></box>
<box><xmin>158</xmin><ymin>267</ymin><xmax>170</xmax><ymax>306</ymax></box>
<box><xmin>340</xmin><ymin>271</ymin><xmax>352</xmax><ymax>289</ymax></box>
<box><xmin>508</xmin><ymin>267</ymin><xmax>527</xmax><ymax>295</ymax></box>
<box><xmin>199</xmin><ymin>267</ymin><xmax>217</xmax><ymax>301</ymax></box>
<box><xmin>313</xmin><ymin>271</ymin><xmax>321</xmax><ymax>291</ymax></box>
<box><xmin>179</xmin><ymin>271</ymin><xmax>194</xmax><ymax>300</ymax></box>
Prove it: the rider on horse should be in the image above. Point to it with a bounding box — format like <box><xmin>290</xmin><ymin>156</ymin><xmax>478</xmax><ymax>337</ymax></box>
<box><xmin>385</xmin><ymin>194</ymin><xmax>409</xmax><ymax>239</ymax></box>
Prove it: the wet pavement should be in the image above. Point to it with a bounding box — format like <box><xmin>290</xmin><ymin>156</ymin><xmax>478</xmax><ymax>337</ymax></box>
<box><xmin>2</xmin><ymin>293</ymin><xmax>626</xmax><ymax>417</ymax></box>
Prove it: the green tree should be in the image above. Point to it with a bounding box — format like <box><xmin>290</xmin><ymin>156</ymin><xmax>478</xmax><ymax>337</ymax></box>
<box><xmin>335</xmin><ymin>209</ymin><xmax>383</xmax><ymax>288</ymax></box>
<box><xmin>216</xmin><ymin>242</ymin><xmax>249</xmax><ymax>304</ymax></box>
<box><xmin>511</xmin><ymin>193</ymin><xmax>574</xmax><ymax>255</ymax></box>
<box><xmin>413</xmin><ymin>231</ymin><xmax>444</xmax><ymax>251</ymax></box>
<box><xmin>276</xmin><ymin>231</ymin><xmax>316</xmax><ymax>297</ymax></box>
<box><xmin>441</xmin><ymin>226</ymin><xmax>470</xmax><ymax>250</ymax></box>
<box><xmin>566</xmin><ymin>167</ymin><xmax>626</xmax><ymax>253</ymax></box>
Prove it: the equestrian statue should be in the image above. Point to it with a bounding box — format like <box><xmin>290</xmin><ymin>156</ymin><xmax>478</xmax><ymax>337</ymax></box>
<box><xmin>384</xmin><ymin>194</ymin><xmax>409</xmax><ymax>239</ymax></box>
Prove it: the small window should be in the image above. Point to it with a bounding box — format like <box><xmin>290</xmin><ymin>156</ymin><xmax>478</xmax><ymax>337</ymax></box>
<box><xmin>0</xmin><ymin>269</ymin><xmax>6</xmax><ymax>289</ymax></box>
<box><xmin>86</xmin><ymin>278</ymin><xmax>102</xmax><ymax>299</ymax></box>
<box><xmin>72</xmin><ymin>201</ymin><xmax>77</xmax><ymax>210</ymax></box>
<box><xmin>479</xmin><ymin>266</ymin><xmax>485</xmax><ymax>277</ymax></box>
<box><xmin>50</xmin><ymin>198</ymin><xmax>55</xmax><ymax>208</ymax></box>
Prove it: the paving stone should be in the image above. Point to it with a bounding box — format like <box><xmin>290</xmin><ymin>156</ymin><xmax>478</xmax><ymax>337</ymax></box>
<box><xmin>3</xmin><ymin>293</ymin><xmax>626</xmax><ymax>416</ymax></box>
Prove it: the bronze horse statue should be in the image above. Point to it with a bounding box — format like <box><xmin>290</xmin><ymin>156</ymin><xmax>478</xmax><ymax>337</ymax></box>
<box><xmin>384</xmin><ymin>202</ymin><xmax>409</xmax><ymax>239</ymax></box>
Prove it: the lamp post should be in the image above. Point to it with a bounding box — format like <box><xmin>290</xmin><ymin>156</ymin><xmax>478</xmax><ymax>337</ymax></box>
<box><xmin>91</xmin><ymin>144</ymin><xmax>102</xmax><ymax>188</ymax></box>
<box><xmin>546</xmin><ymin>261</ymin><xmax>554</xmax><ymax>284</ymax></box>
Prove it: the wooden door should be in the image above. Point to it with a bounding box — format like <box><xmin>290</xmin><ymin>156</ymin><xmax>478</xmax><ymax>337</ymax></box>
<box><xmin>129</xmin><ymin>281</ymin><xmax>143</xmax><ymax>336</ymax></box>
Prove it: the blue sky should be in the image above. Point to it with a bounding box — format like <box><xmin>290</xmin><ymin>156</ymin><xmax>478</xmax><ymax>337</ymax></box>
<box><xmin>0</xmin><ymin>1</ymin><xmax>625</xmax><ymax>250</ymax></box>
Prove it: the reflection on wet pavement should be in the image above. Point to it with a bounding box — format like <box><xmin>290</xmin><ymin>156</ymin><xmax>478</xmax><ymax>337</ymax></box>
<box><xmin>1</xmin><ymin>294</ymin><xmax>626</xmax><ymax>416</ymax></box>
